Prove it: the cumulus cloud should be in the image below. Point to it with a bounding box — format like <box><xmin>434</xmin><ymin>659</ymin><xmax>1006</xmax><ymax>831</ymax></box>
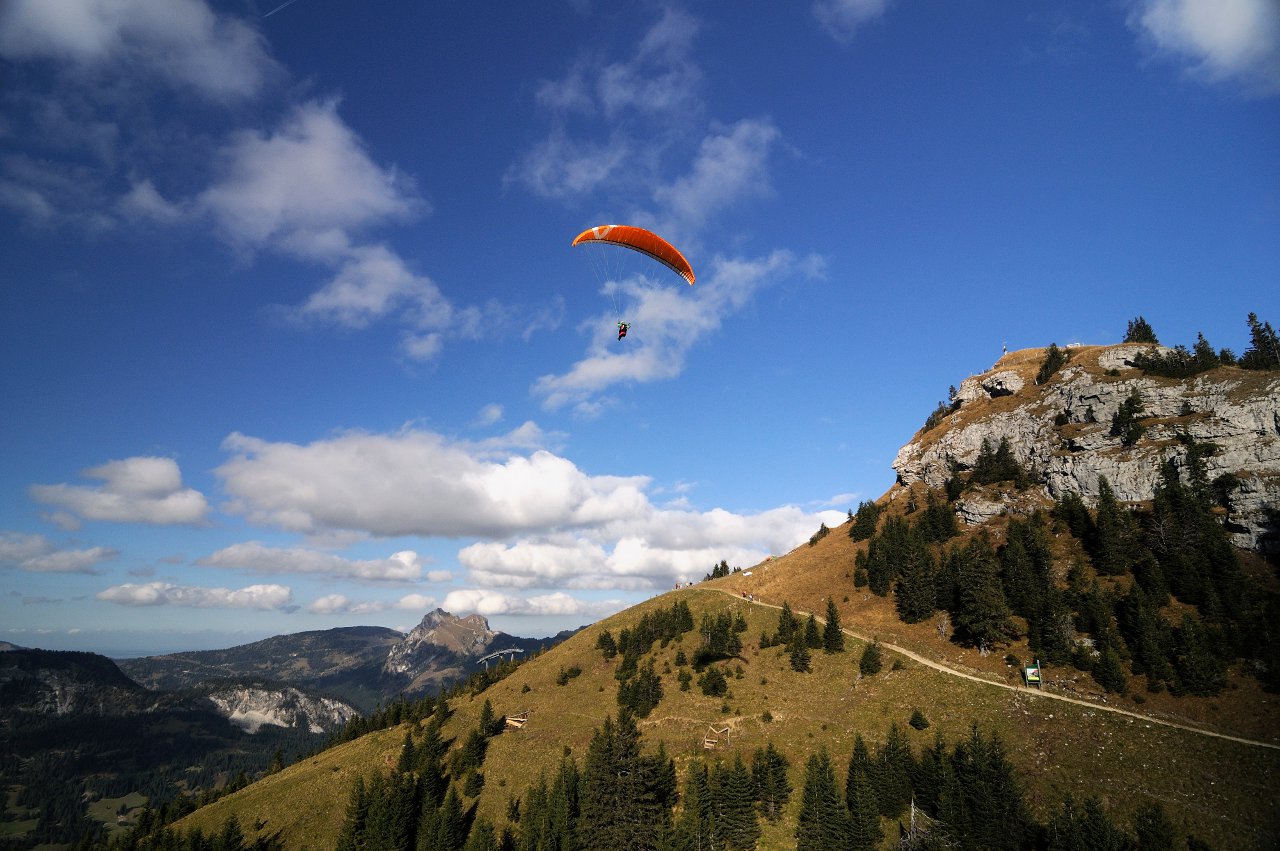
<box><xmin>210</xmin><ymin>419</ymin><xmax>843</xmax><ymax>592</ymax></box>
<box><xmin>198</xmin><ymin>99</ymin><xmax>420</xmax><ymax>252</ymax></box>
<box><xmin>813</xmin><ymin>0</ymin><xmax>891</xmax><ymax>43</ymax></box>
<box><xmin>441</xmin><ymin>588</ymin><xmax>625</xmax><ymax>619</ymax></box>
<box><xmin>307</xmin><ymin>592</ymin><xmax>438</xmax><ymax>615</ymax></box>
<box><xmin>533</xmin><ymin>249</ymin><xmax>822</xmax><ymax>414</ymax></box>
<box><xmin>198</xmin><ymin>543</ymin><xmax>448</xmax><ymax>583</ymax></box>
<box><xmin>0</xmin><ymin>531</ymin><xmax>118</xmax><ymax>574</ymax></box>
<box><xmin>97</xmin><ymin>581</ymin><xmax>293</xmax><ymax>609</ymax></box>
<box><xmin>195</xmin><ymin>99</ymin><xmax>541</xmax><ymax>358</ymax></box>
<box><xmin>1131</xmin><ymin>0</ymin><xmax>1280</xmax><ymax>93</ymax></box>
<box><xmin>0</xmin><ymin>0</ymin><xmax>279</xmax><ymax>101</ymax></box>
<box><xmin>29</xmin><ymin>456</ymin><xmax>209</xmax><ymax>526</ymax></box>
<box><xmin>216</xmin><ymin>425</ymin><xmax>649</xmax><ymax>538</ymax></box>
<box><xmin>460</xmin><ymin>503</ymin><xmax>845</xmax><ymax>591</ymax></box>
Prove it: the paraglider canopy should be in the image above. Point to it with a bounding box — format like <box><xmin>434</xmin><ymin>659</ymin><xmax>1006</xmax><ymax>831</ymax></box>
<box><xmin>571</xmin><ymin>225</ymin><xmax>695</xmax><ymax>286</ymax></box>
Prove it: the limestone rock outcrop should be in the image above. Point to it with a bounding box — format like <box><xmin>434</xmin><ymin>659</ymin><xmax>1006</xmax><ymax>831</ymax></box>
<box><xmin>892</xmin><ymin>345</ymin><xmax>1280</xmax><ymax>551</ymax></box>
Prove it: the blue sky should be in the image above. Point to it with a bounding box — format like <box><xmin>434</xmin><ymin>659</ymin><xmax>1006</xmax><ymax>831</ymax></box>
<box><xmin>1</xmin><ymin>0</ymin><xmax>1277</xmax><ymax>657</ymax></box>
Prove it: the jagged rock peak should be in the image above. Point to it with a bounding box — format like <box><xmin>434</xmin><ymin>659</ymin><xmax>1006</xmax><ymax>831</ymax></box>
<box><xmin>383</xmin><ymin>609</ymin><xmax>497</xmax><ymax>676</ymax></box>
<box><xmin>892</xmin><ymin>343</ymin><xmax>1280</xmax><ymax>551</ymax></box>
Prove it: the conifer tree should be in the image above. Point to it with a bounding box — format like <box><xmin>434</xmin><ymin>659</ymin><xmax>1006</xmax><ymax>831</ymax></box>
<box><xmin>432</xmin><ymin>787</ymin><xmax>468</xmax><ymax>851</ymax></box>
<box><xmin>750</xmin><ymin>742</ymin><xmax>791</xmax><ymax>822</ymax></box>
<box><xmin>396</xmin><ymin>730</ymin><xmax>417</xmax><ymax>775</ymax></box>
<box><xmin>874</xmin><ymin>723</ymin><xmax>915</xmax><ymax>818</ymax></box>
<box><xmin>714</xmin><ymin>753</ymin><xmax>761</xmax><ymax>851</ymax></box>
<box><xmin>1124</xmin><ymin>316</ymin><xmax>1159</xmax><ymax>344</ymax></box>
<box><xmin>804</xmin><ymin>613</ymin><xmax>822</xmax><ymax>650</ymax></box>
<box><xmin>951</xmin><ymin>533</ymin><xmax>1018</xmax><ymax>650</ymax></box>
<box><xmin>911</xmin><ymin>733</ymin><xmax>948</xmax><ymax>813</ymax></box>
<box><xmin>823</xmin><ymin>597</ymin><xmax>845</xmax><ymax>653</ymax></box>
<box><xmin>674</xmin><ymin>759</ymin><xmax>716</xmax><ymax>851</ymax></box>
<box><xmin>1035</xmin><ymin>343</ymin><xmax>1071</xmax><ymax>384</ymax></box>
<box><xmin>919</xmin><ymin>490</ymin><xmax>958</xmax><ymax>542</ymax></box>
<box><xmin>795</xmin><ymin>750</ymin><xmax>851</xmax><ymax>851</ymax></box>
<box><xmin>1240</xmin><ymin>311</ymin><xmax>1280</xmax><ymax>369</ymax></box>
<box><xmin>848</xmin><ymin>499</ymin><xmax>882</xmax><ymax>541</ymax></box>
<box><xmin>895</xmin><ymin>537</ymin><xmax>938</xmax><ymax>624</ymax></box>
<box><xmin>479</xmin><ymin>699</ymin><xmax>502</xmax><ymax>738</ymax></box>
<box><xmin>463</xmin><ymin>817</ymin><xmax>498</xmax><ymax>851</ymax></box>
<box><xmin>547</xmin><ymin>757</ymin><xmax>579</xmax><ymax>850</ymax></box>
<box><xmin>845</xmin><ymin>766</ymin><xmax>881</xmax><ymax>851</ymax></box>
<box><xmin>596</xmin><ymin>630</ymin><xmax>618</xmax><ymax>660</ymax></box>
<box><xmin>335</xmin><ymin>776</ymin><xmax>368</xmax><ymax>851</ymax></box>
<box><xmin>949</xmin><ymin>725</ymin><xmax>1031</xmax><ymax>850</ymax></box>
<box><xmin>788</xmin><ymin>630</ymin><xmax>812</xmax><ymax>673</ymax></box>
<box><xmin>776</xmin><ymin>602</ymin><xmax>798</xmax><ymax>645</ymax></box>
<box><xmin>1092</xmin><ymin>476</ymin><xmax>1143</xmax><ymax>576</ymax></box>
<box><xmin>1092</xmin><ymin>641</ymin><xmax>1129</xmax><ymax>695</ymax></box>
<box><xmin>214</xmin><ymin>816</ymin><xmax>245</xmax><ymax>851</ymax></box>
<box><xmin>1110</xmin><ymin>390</ymin><xmax>1147</xmax><ymax>446</ymax></box>
<box><xmin>859</xmin><ymin>640</ymin><xmax>883</xmax><ymax>676</ymax></box>
<box><xmin>577</xmin><ymin>710</ymin><xmax>671</xmax><ymax>851</ymax></box>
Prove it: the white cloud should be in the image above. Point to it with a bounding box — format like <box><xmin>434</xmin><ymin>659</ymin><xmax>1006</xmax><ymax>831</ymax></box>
<box><xmin>441</xmin><ymin>588</ymin><xmax>625</xmax><ymax>619</ymax></box>
<box><xmin>0</xmin><ymin>531</ymin><xmax>118</xmax><ymax>574</ymax></box>
<box><xmin>0</xmin><ymin>0</ymin><xmax>279</xmax><ymax>101</ymax></box>
<box><xmin>195</xmin><ymin>99</ymin><xmax>538</xmax><ymax>359</ymax></box>
<box><xmin>211</xmin><ymin>419</ymin><xmax>841</xmax><ymax>592</ymax></box>
<box><xmin>506</xmin><ymin>9</ymin><xmax>703</xmax><ymax>200</ymax></box>
<box><xmin>29</xmin><ymin>456</ymin><xmax>209</xmax><ymax>526</ymax></box>
<box><xmin>653</xmin><ymin>119</ymin><xmax>780</xmax><ymax>233</ymax></box>
<box><xmin>198</xmin><ymin>99</ymin><xmax>420</xmax><ymax>253</ymax></box>
<box><xmin>813</xmin><ymin>0</ymin><xmax>891</xmax><ymax>43</ymax></box>
<box><xmin>97</xmin><ymin>581</ymin><xmax>293</xmax><ymax>609</ymax></box>
<box><xmin>459</xmin><ymin>504</ymin><xmax>845</xmax><ymax>591</ymax></box>
<box><xmin>1131</xmin><ymin>0</ymin><xmax>1280</xmax><ymax>93</ymax></box>
<box><xmin>533</xmin><ymin>250</ymin><xmax>820</xmax><ymax>413</ymax></box>
<box><xmin>118</xmin><ymin>179</ymin><xmax>184</xmax><ymax>224</ymax></box>
<box><xmin>198</xmin><ymin>542</ymin><xmax>438</xmax><ymax>583</ymax></box>
<box><xmin>216</xmin><ymin>425</ymin><xmax>649</xmax><ymax>538</ymax></box>
<box><xmin>475</xmin><ymin>404</ymin><xmax>504</xmax><ymax>427</ymax></box>
<box><xmin>307</xmin><ymin>591</ymin><xmax>437</xmax><ymax>615</ymax></box>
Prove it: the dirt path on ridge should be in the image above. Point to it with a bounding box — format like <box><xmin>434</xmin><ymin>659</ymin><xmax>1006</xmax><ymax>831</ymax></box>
<box><xmin>709</xmin><ymin>587</ymin><xmax>1280</xmax><ymax>752</ymax></box>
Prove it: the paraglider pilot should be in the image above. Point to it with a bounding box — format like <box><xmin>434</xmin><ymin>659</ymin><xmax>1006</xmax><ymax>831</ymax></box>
<box><xmin>617</xmin><ymin>322</ymin><xmax>629</xmax><ymax>340</ymax></box>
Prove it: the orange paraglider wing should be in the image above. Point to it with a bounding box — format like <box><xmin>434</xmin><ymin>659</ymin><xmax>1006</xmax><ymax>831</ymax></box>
<box><xmin>571</xmin><ymin>225</ymin><xmax>694</xmax><ymax>285</ymax></box>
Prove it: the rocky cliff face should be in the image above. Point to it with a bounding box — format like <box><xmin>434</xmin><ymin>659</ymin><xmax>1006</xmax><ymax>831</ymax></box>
<box><xmin>892</xmin><ymin>344</ymin><xmax>1280</xmax><ymax>551</ymax></box>
<box><xmin>204</xmin><ymin>686</ymin><xmax>358</xmax><ymax>734</ymax></box>
<box><xmin>384</xmin><ymin>609</ymin><xmax>497</xmax><ymax>676</ymax></box>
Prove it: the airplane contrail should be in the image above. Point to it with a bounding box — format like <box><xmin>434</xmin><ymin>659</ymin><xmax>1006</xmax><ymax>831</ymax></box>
<box><xmin>262</xmin><ymin>0</ymin><xmax>304</xmax><ymax>18</ymax></box>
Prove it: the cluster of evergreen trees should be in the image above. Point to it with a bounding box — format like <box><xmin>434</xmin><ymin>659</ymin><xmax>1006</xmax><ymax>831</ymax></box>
<box><xmin>595</xmin><ymin>601</ymin><xmax>698</xmax><ymax>717</ymax></box>
<box><xmin>101</xmin><ymin>813</ymin><xmax>282</xmax><ymax>851</ymax></box>
<box><xmin>1124</xmin><ymin>312</ymin><xmax>1279</xmax><ymax>375</ymax></box>
<box><xmin>852</xmin><ymin>452</ymin><xmax>1279</xmax><ymax>694</ymax></box>
<box><xmin>758</xmin><ymin>598</ymin><xmax>844</xmax><ymax>673</ymax></box>
<box><xmin>794</xmin><ymin>721</ymin><xmax>1197</xmax><ymax>851</ymax></box>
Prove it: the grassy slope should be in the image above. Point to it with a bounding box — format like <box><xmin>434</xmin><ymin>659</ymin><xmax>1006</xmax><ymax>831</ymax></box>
<box><xmin>180</xmin><ymin>586</ymin><xmax>1279</xmax><ymax>850</ymax></box>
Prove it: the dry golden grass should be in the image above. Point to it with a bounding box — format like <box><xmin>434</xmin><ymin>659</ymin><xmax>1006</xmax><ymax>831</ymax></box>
<box><xmin>178</xmin><ymin>586</ymin><xmax>1279</xmax><ymax>849</ymax></box>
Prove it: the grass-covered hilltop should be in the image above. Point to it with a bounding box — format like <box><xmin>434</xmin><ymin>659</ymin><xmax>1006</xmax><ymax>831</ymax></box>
<box><xmin>100</xmin><ymin>315</ymin><xmax>1280</xmax><ymax>850</ymax></box>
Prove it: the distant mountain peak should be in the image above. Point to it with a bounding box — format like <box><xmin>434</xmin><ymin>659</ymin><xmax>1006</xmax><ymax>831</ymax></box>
<box><xmin>384</xmin><ymin>609</ymin><xmax>497</xmax><ymax>676</ymax></box>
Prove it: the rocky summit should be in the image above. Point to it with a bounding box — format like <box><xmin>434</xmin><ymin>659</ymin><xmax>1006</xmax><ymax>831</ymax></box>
<box><xmin>892</xmin><ymin>343</ymin><xmax>1280</xmax><ymax>551</ymax></box>
<box><xmin>384</xmin><ymin>608</ymin><xmax>498</xmax><ymax>676</ymax></box>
